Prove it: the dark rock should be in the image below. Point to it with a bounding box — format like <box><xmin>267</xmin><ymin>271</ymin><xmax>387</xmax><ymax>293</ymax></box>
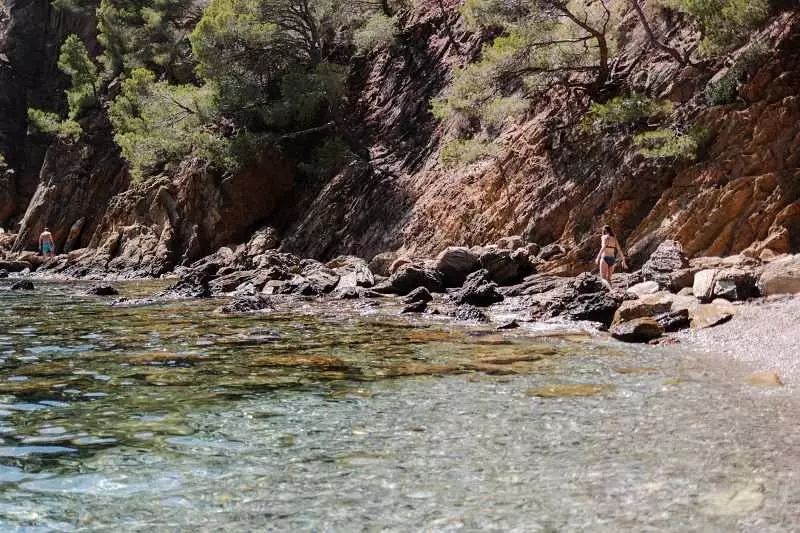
<box><xmin>388</xmin><ymin>264</ymin><xmax>444</xmax><ymax>295</ymax></box>
<box><xmin>497</xmin><ymin>319</ymin><xmax>520</xmax><ymax>330</ymax></box>
<box><xmin>641</xmin><ymin>240</ymin><xmax>689</xmax><ymax>289</ymax></box>
<box><xmin>573</xmin><ymin>272</ymin><xmax>608</xmax><ymax>294</ymax></box>
<box><xmin>300</xmin><ymin>260</ymin><xmax>340</xmax><ymax>294</ymax></box>
<box><xmin>478</xmin><ymin>248</ymin><xmax>534</xmax><ymax>285</ymax></box>
<box><xmin>566</xmin><ymin>292</ymin><xmax>625</xmax><ymax>327</ymax></box>
<box><xmin>453</xmin><ymin>269</ymin><xmax>504</xmax><ymax>307</ymax></box>
<box><xmin>0</xmin><ymin>269</ymin><xmax>7</xmax><ymax>278</ymax></box>
<box><xmin>402</xmin><ymin>300</ymin><xmax>428</xmax><ymax>314</ymax></box>
<box><xmin>654</xmin><ymin>308</ymin><xmax>691</xmax><ymax>332</ymax></box>
<box><xmin>160</xmin><ymin>270</ymin><xmax>212</xmax><ymax>298</ymax></box>
<box><xmin>539</xmin><ymin>243</ymin><xmax>567</xmax><ymax>261</ymax></box>
<box><xmin>502</xmin><ymin>275</ymin><xmax>568</xmax><ymax>297</ymax></box>
<box><xmin>209</xmin><ymin>270</ymin><xmax>256</xmax><ymax>294</ymax></box>
<box><xmin>435</xmin><ymin>246</ymin><xmax>479</xmax><ymax>287</ymax></box>
<box><xmin>404</xmin><ymin>287</ymin><xmax>433</xmax><ymax>304</ymax></box>
<box><xmin>10</xmin><ymin>280</ymin><xmax>34</xmax><ymax>290</ymax></box>
<box><xmin>86</xmin><ymin>284</ymin><xmax>119</xmax><ymax>296</ymax></box>
<box><xmin>217</xmin><ymin>294</ymin><xmax>276</xmax><ymax>314</ymax></box>
<box><xmin>610</xmin><ymin>317</ymin><xmax>664</xmax><ymax>343</ymax></box>
<box><xmin>0</xmin><ymin>260</ymin><xmax>31</xmax><ymax>273</ymax></box>
<box><xmin>370</xmin><ymin>280</ymin><xmax>396</xmax><ymax>294</ymax></box>
<box><xmin>496</xmin><ymin>235</ymin><xmax>525</xmax><ymax>250</ymax></box>
<box><xmin>454</xmin><ymin>304</ymin><xmax>490</xmax><ymax>323</ymax></box>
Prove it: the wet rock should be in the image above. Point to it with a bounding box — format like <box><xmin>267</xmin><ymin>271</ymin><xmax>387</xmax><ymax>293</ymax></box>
<box><xmin>538</xmin><ymin>243</ymin><xmax>567</xmax><ymax>261</ymax></box>
<box><xmin>10</xmin><ymin>280</ymin><xmax>34</xmax><ymax>290</ymax></box>
<box><xmin>404</xmin><ymin>287</ymin><xmax>433</xmax><ymax>304</ymax></box>
<box><xmin>86</xmin><ymin>284</ymin><xmax>119</xmax><ymax>296</ymax></box>
<box><xmin>502</xmin><ymin>274</ymin><xmax>567</xmax><ymax>297</ymax></box>
<box><xmin>573</xmin><ymin>272</ymin><xmax>608</xmax><ymax>294</ymax></box>
<box><xmin>757</xmin><ymin>254</ymin><xmax>800</xmax><ymax>296</ymax></box>
<box><xmin>496</xmin><ymin>319</ymin><xmax>520</xmax><ymax>330</ymax></box>
<box><xmin>332</xmin><ymin>286</ymin><xmax>361</xmax><ymax>299</ymax></box>
<box><xmin>454</xmin><ymin>304</ymin><xmax>489</xmax><ymax>323</ymax></box>
<box><xmin>627</xmin><ymin>281</ymin><xmax>660</xmax><ymax>297</ymax></box>
<box><xmin>217</xmin><ymin>294</ymin><xmax>276</xmax><ymax>314</ymax></box>
<box><xmin>610</xmin><ymin>317</ymin><xmax>664</xmax><ymax>343</ymax></box>
<box><xmin>402</xmin><ymin>300</ymin><xmax>428</xmax><ymax>314</ymax></box>
<box><xmin>388</xmin><ymin>263</ymin><xmax>444</xmax><ymax>296</ymax></box>
<box><xmin>690</xmin><ymin>302</ymin><xmax>735</xmax><ymax>329</ymax></box>
<box><xmin>640</xmin><ymin>240</ymin><xmax>689</xmax><ymax>289</ymax></box>
<box><xmin>566</xmin><ymin>292</ymin><xmax>625</xmax><ymax>327</ymax></box>
<box><xmin>453</xmin><ymin>269</ymin><xmax>503</xmax><ymax>307</ymax></box>
<box><xmin>368</xmin><ymin>251</ymin><xmax>397</xmax><ymax>277</ymax></box>
<box><xmin>328</xmin><ymin>256</ymin><xmax>375</xmax><ymax>289</ymax></box>
<box><xmin>693</xmin><ymin>269</ymin><xmax>759</xmax><ymax>302</ymax></box>
<box><xmin>0</xmin><ymin>260</ymin><xmax>31</xmax><ymax>273</ymax></box>
<box><xmin>160</xmin><ymin>269</ymin><xmax>212</xmax><ymax>298</ymax></box>
<box><xmin>0</xmin><ymin>269</ymin><xmax>7</xmax><ymax>278</ymax></box>
<box><xmin>209</xmin><ymin>270</ymin><xmax>256</xmax><ymax>295</ymax></box>
<box><xmin>654</xmin><ymin>308</ymin><xmax>691</xmax><ymax>332</ymax></box>
<box><xmin>435</xmin><ymin>246</ymin><xmax>478</xmax><ymax>287</ymax></box>
<box><xmin>747</xmin><ymin>372</ymin><xmax>783</xmax><ymax>387</ymax></box>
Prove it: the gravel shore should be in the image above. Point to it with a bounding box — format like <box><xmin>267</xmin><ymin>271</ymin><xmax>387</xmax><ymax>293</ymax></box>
<box><xmin>679</xmin><ymin>295</ymin><xmax>800</xmax><ymax>383</ymax></box>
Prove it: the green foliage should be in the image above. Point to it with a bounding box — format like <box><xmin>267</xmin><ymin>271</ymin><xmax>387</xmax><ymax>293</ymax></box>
<box><xmin>434</xmin><ymin>0</ymin><xmax>623</xmax><ymax>134</ymax></box>
<box><xmin>27</xmin><ymin>109</ymin><xmax>82</xmax><ymax>139</ymax></box>
<box><xmin>440</xmin><ymin>138</ymin><xmax>500</xmax><ymax>167</ymax></box>
<box><xmin>634</xmin><ymin>124</ymin><xmax>712</xmax><ymax>161</ymax></box>
<box><xmin>108</xmin><ymin>68</ymin><xmax>232</xmax><ymax>180</ymax></box>
<box><xmin>705</xmin><ymin>42</ymin><xmax>769</xmax><ymax>105</ymax></box>
<box><xmin>663</xmin><ymin>0</ymin><xmax>769</xmax><ymax>55</ymax></box>
<box><xmin>353</xmin><ymin>13</ymin><xmax>398</xmax><ymax>52</ymax></box>
<box><xmin>297</xmin><ymin>136</ymin><xmax>353</xmax><ymax>178</ymax></box>
<box><xmin>58</xmin><ymin>34</ymin><xmax>99</xmax><ymax>119</ymax></box>
<box><xmin>582</xmin><ymin>93</ymin><xmax>673</xmax><ymax>132</ymax></box>
<box><xmin>97</xmin><ymin>0</ymin><xmax>196</xmax><ymax>81</ymax></box>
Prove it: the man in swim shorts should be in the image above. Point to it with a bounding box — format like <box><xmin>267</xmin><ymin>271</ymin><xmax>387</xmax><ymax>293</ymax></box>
<box><xmin>39</xmin><ymin>227</ymin><xmax>55</xmax><ymax>259</ymax></box>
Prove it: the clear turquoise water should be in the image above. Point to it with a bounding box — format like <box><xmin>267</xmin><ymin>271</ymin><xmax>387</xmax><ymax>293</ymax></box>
<box><xmin>0</xmin><ymin>280</ymin><xmax>798</xmax><ymax>532</ymax></box>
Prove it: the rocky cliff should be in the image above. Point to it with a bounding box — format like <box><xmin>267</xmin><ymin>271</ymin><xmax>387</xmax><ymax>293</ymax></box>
<box><xmin>1</xmin><ymin>3</ymin><xmax>799</xmax><ymax>276</ymax></box>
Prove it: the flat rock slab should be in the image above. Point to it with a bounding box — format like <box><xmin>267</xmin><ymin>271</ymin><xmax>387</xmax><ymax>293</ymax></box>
<box><xmin>690</xmin><ymin>302</ymin><xmax>736</xmax><ymax>329</ymax></box>
<box><xmin>610</xmin><ymin>317</ymin><xmax>664</xmax><ymax>343</ymax></box>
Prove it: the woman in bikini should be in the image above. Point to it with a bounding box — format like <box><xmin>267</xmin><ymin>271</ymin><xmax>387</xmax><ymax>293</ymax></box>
<box><xmin>596</xmin><ymin>225</ymin><xmax>627</xmax><ymax>285</ymax></box>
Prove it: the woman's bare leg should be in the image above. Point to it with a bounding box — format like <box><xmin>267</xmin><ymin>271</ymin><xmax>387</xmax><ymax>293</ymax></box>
<box><xmin>599</xmin><ymin>259</ymin><xmax>609</xmax><ymax>282</ymax></box>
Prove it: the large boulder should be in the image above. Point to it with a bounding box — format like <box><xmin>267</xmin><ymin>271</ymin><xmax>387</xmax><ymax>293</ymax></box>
<box><xmin>757</xmin><ymin>255</ymin><xmax>800</xmax><ymax>296</ymax></box>
<box><xmin>610</xmin><ymin>317</ymin><xmax>664</xmax><ymax>343</ymax></box>
<box><xmin>368</xmin><ymin>251</ymin><xmax>397</xmax><ymax>277</ymax></box>
<box><xmin>626</xmin><ymin>281</ymin><xmax>661</xmax><ymax>297</ymax></box>
<box><xmin>478</xmin><ymin>248</ymin><xmax>524</xmax><ymax>285</ymax></box>
<box><xmin>300</xmin><ymin>260</ymin><xmax>340</xmax><ymax>294</ymax></box>
<box><xmin>327</xmin><ymin>256</ymin><xmax>375</xmax><ymax>289</ymax></box>
<box><xmin>388</xmin><ymin>263</ymin><xmax>444</xmax><ymax>295</ymax></box>
<box><xmin>693</xmin><ymin>269</ymin><xmax>759</xmax><ymax>302</ymax></box>
<box><xmin>612</xmin><ymin>292</ymin><xmax>676</xmax><ymax>326</ymax></box>
<box><xmin>496</xmin><ymin>235</ymin><xmax>525</xmax><ymax>250</ymax></box>
<box><xmin>435</xmin><ymin>247</ymin><xmax>479</xmax><ymax>287</ymax></box>
<box><xmin>452</xmin><ymin>269</ymin><xmax>503</xmax><ymax>307</ymax></box>
<box><xmin>640</xmin><ymin>240</ymin><xmax>689</xmax><ymax>289</ymax></box>
<box><xmin>404</xmin><ymin>287</ymin><xmax>433</xmax><ymax>304</ymax></box>
<box><xmin>538</xmin><ymin>243</ymin><xmax>567</xmax><ymax>261</ymax></box>
<box><xmin>0</xmin><ymin>260</ymin><xmax>31</xmax><ymax>273</ymax></box>
<box><xmin>566</xmin><ymin>292</ymin><xmax>625</xmax><ymax>327</ymax></box>
<box><xmin>454</xmin><ymin>304</ymin><xmax>490</xmax><ymax>323</ymax></box>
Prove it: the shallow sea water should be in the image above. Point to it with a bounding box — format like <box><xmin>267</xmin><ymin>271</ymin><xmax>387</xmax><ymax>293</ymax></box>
<box><xmin>0</xmin><ymin>280</ymin><xmax>798</xmax><ymax>532</ymax></box>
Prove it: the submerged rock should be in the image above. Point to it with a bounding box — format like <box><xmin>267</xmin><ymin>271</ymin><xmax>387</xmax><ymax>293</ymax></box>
<box><xmin>0</xmin><ymin>269</ymin><xmax>7</xmax><ymax>278</ymax></box>
<box><xmin>496</xmin><ymin>319</ymin><xmax>520</xmax><ymax>330</ymax></box>
<box><xmin>86</xmin><ymin>284</ymin><xmax>119</xmax><ymax>296</ymax></box>
<box><xmin>402</xmin><ymin>300</ymin><xmax>428</xmax><ymax>314</ymax></box>
<box><xmin>403</xmin><ymin>287</ymin><xmax>433</xmax><ymax>304</ymax></box>
<box><xmin>10</xmin><ymin>280</ymin><xmax>34</xmax><ymax>290</ymax></box>
<box><xmin>454</xmin><ymin>304</ymin><xmax>489</xmax><ymax>323</ymax></box>
<box><xmin>217</xmin><ymin>294</ymin><xmax>276</xmax><ymax>314</ymax></box>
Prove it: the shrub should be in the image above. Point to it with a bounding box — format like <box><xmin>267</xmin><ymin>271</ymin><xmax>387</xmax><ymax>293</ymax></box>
<box><xmin>634</xmin><ymin>124</ymin><xmax>712</xmax><ymax>161</ymax></box>
<box><xmin>354</xmin><ymin>13</ymin><xmax>398</xmax><ymax>52</ymax></box>
<box><xmin>705</xmin><ymin>42</ymin><xmax>769</xmax><ymax>106</ymax></box>
<box><xmin>582</xmin><ymin>93</ymin><xmax>674</xmax><ymax>132</ymax></box>
<box><xmin>27</xmin><ymin>109</ymin><xmax>82</xmax><ymax>140</ymax></box>
<box><xmin>440</xmin><ymin>138</ymin><xmax>500</xmax><ymax>167</ymax></box>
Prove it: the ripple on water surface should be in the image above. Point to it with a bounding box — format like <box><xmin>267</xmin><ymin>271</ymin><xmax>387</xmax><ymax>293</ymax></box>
<box><xmin>0</xmin><ymin>280</ymin><xmax>798</xmax><ymax>531</ymax></box>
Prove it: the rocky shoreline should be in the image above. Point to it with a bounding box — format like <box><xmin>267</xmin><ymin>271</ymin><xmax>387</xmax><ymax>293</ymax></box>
<box><xmin>6</xmin><ymin>232</ymin><xmax>800</xmax><ymax>349</ymax></box>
